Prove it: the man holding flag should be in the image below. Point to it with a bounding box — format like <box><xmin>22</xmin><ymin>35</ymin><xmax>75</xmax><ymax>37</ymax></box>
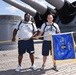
<box><xmin>36</xmin><ymin>14</ymin><xmax>60</xmax><ymax>71</ymax></box>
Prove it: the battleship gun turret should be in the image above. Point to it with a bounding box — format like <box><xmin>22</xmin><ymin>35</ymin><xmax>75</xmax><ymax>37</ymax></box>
<box><xmin>46</xmin><ymin>0</ymin><xmax>76</xmax><ymax>24</ymax></box>
<box><xmin>3</xmin><ymin>0</ymin><xmax>37</xmax><ymax>17</ymax></box>
<box><xmin>3</xmin><ymin>0</ymin><xmax>76</xmax><ymax>30</ymax></box>
<box><xmin>21</xmin><ymin>0</ymin><xmax>56</xmax><ymax>27</ymax></box>
<box><xmin>3</xmin><ymin>0</ymin><xmax>56</xmax><ymax>28</ymax></box>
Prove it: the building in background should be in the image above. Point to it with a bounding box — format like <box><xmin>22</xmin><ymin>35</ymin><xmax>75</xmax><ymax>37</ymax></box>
<box><xmin>0</xmin><ymin>15</ymin><xmax>21</xmax><ymax>50</ymax></box>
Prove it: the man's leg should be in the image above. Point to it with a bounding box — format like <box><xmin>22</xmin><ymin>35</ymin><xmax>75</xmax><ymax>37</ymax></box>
<box><xmin>52</xmin><ymin>61</ymin><xmax>58</xmax><ymax>71</ymax></box>
<box><xmin>29</xmin><ymin>54</ymin><xmax>37</xmax><ymax>70</ymax></box>
<box><xmin>29</xmin><ymin>54</ymin><xmax>34</xmax><ymax>65</ymax></box>
<box><xmin>27</xmin><ymin>40</ymin><xmax>36</xmax><ymax>70</ymax></box>
<box><xmin>41</xmin><ymin>56</ymin><xmax>47</xmax><ymax>70</ymax></box>
<box><xmin>16</xmin><ymin>40</ymin><xmax>25</xmax><ymax>72</ymax></box>
<box><xmin>15</xmin><ymin>54</ymin><xmax>23</xmax><ymax>72</ymax></box>
<box><xmin>18</xmin><ymin>54</ymin><xmax>23</xmax><ymax>66</ymax></box>
<box><xmin>41</xmin><ymin>41</ymin><xmax>49</xmax><ymax>70</ymax></box>
<box><xmin>43</xmin><ymin>56</ymin><xmax>47</xmax><ymax>65</ymax></box>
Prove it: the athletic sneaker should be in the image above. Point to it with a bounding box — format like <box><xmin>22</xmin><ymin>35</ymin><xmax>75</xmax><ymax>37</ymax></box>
<box><xmin>31</xmin><ymin>64</ymin><xmax>37</xmax><ymax>70</ymax></box>
<box><xmin>40</xmin><ymin>64</ymin><xmax>45</xmax><ymax>71</ymax></box>
<box><xmin>15</xmin><ymin>65</ymin><xmax>22</xmax><ymax>72</ymax></box>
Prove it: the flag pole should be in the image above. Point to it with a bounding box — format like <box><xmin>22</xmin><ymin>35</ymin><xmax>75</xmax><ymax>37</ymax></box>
<box><xmin>0</xmin><ymin>32</ymin><xmax>76</xmax><ymax>43</ymax></box>
<box><xmin>0</xmin><ymin>34</ymin><xmax>51</xmax><ymax>44</ymax></box>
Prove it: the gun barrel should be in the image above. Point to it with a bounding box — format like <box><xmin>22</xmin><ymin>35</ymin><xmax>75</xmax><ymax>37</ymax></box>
<box><xmin>3</xmin><ymin>0</ymin><xmax>37</xmax><ymax>16</ymax></box>
<box><xmin>46</xmin><ymin>0</ymin><xmax>64</xmax><ymax>9</ymax></box>
<box><xmin>21</xmin><ymin>0</ymin><xmax>47</xmax><ymax>14</ymax></box>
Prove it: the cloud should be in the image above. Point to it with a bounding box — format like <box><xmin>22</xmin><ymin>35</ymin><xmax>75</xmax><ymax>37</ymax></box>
<box><xmin>5</xmin><ymin>6</ymin><xmax>18</xmax><ymax>13</ymax></box>
<box><xmin>40</xmin><ymin>1</ymin><xmax>46</xmax><ymax>4</ymax></box>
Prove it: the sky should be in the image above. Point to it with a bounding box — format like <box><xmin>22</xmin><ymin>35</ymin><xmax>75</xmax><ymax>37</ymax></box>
<box><xmin>0</xmin><ymin>0</ymin><xmax>76</xmax><ymax>19</ymax></box>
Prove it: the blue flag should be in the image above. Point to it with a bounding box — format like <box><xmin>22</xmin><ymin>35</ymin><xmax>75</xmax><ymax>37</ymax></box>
<box><xmin>52</xmin><ymin>33</ymin><xmax>75</xmax><ymax>60</ymax></box>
